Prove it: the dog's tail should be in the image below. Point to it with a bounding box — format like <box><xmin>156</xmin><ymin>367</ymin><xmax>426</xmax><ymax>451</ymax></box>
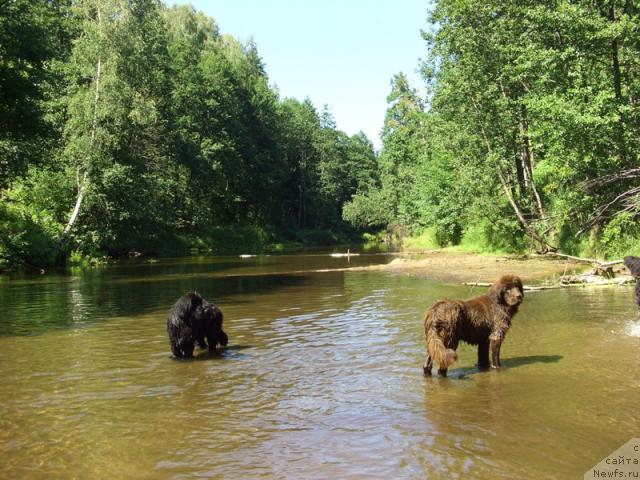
<box><xmin>424</xmin><ymin>304</ymin><xmax>458</xmax><ymax>369</ymax></box>
<box><xmin>426</xmin><ymin>333</ymin><xmax>457</xmax><ymax>369</ymax></box>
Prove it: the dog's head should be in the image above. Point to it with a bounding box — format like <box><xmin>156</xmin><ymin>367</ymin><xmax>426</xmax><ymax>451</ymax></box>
<box><xmin>193</xmin><ymin>297</ymin><xmax>212</xmax><ymax>319</ymax></box>
<box><xmin>491</xmin><ymin>275</ymin><xmax>524</xmax><ymax>307</ymax></box>
<box><xmin>624</xmin><ymin>256</ymin><xmax>640</xmax><ymax>277</ymax></box>
<box><xmin>194</xmin><ymin>299</ymin><xmax>224</xmax><ymax>330</ymax></box>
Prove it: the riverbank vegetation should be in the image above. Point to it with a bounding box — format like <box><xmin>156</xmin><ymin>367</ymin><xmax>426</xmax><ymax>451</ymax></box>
<box><xmin>345</xmin><ymin>0</ymin><xmax>640</xmax><ymax>259</ymax></box>
<box><xmin>2</xmin><ymin>1</ymin><xmax>639</xmax><ymax>270</ymax></box>
<box><xmin>0</xmin><ymin>0</ymin><xmax>378</xmax><ymax>269</ymax></box>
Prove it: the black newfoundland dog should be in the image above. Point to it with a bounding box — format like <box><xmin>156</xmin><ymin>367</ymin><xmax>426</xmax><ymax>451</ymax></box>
<box><xmin>166</xmin><ymin>291</ymin><xmax>228</xmax><ymax>358</ymax></box>
<box><xmin>423</xmin><ymin>275</ymin><xmax>524</xmax><ymax>376</ymax></box>
<box><xmin>624</xmin><ymin>256</ymin><xmax>640</xmax><ymax>311</ymax></box>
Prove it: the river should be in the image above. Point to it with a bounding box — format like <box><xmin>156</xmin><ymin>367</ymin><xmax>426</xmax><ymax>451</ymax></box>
<box><xmin>0</xmin><ymin>253</ymin><xmax>638</xmax><ymax>479</ymax></box>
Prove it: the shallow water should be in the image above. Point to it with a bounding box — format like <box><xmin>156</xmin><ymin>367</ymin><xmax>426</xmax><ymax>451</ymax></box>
<box><xmin>0</xmin><ymin>254</ymin><xmax>638</xmax><ymax>479</ymax></box>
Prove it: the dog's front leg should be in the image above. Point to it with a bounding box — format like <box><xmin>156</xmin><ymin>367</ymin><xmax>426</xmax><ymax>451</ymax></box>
<box><xmin>218</xmin><ymin>330</ymin><xmax>229</xmax><ymax>347</ymax></box>
<box><xmin>170</xmin><ymin>341</ymin><xmax>183</xmax><ymax>358</ymax></box>
<box><xmin>181</xmin><ymin>339</ymin><xmax>195</xmax><ymax>358</ymax></box>
<box><xmin>489</xmin><ymin>333</ymin><xmax>503</xmax><ymax>369</ymax></box>
<box><xmin>196</xmin><ymin>336</ymin><xmax>208</xmax><ymax>350</ymax></box>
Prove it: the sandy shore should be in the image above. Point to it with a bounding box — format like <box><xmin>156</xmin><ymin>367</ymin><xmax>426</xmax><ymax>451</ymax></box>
<box><xmin>363</xmin><ymin>251</ymin><xmax>588</xmax><ymax>285</ymax></box>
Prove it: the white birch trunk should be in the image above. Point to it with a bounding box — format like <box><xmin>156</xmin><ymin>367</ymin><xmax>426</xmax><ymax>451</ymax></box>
<box><xmin>54</xmin><ymin>7</ymin><xmax>102</xmax><ymax>253</ymax></box>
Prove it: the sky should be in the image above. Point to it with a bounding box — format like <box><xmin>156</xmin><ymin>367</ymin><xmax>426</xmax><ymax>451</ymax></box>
<box><xmin>172</xmin><ymin>0</ymin><xmax>429</xmax><ymax>149</ymax></box>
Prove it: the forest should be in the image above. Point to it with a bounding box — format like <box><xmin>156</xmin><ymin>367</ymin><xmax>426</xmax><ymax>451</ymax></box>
<box><xmin>1</xmin><ymin>0</ymin><xmax>639</xmax><ymax>269</ymax></box>
<box><xmin>0</xmin><ymin>0</ymin><xmax>379</xmax><ymax>267</ymax></box>
<box><xmin>346</xmin><ymin>0</ymin><xmax>640</xmax><ymax>258</ymax></box>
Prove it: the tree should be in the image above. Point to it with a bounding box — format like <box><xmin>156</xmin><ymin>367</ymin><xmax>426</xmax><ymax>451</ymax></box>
<box><xmin>1</xmin><ymin>1</ymin><xmax>379</xmax><ymax>267</ymax></box>
<box><xmin>58</xmin><ymin>0</ymin><xmax>174</xmax><ymax>255</ymax></box>
<box><xmin>344</xmin><ymin>73</ymin><xmax>427</xmax><ymax>234</ymax></box>
<box><xmin>0</xmin><ymin>0</ymin><xmax>71</xmax><ymax>191</ymax></box>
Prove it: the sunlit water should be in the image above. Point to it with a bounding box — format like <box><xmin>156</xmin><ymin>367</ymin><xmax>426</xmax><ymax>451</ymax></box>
<box><xmin>0</xmin><ymin>254</ymin><xmax>638</xmax><ymax>479</ymax></box>
<box><xmin>626</xmin><ymin>320</ymin><xmax>640</xmax><ymax>337</ymax></box>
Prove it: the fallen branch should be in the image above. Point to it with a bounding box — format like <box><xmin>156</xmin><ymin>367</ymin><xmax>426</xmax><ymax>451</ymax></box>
<box><xmin>541</xmin><ymin>252</ymin><xmax>624</xmax><ymax>267</ymax></box>
<box><xmin>463</xmin><ymin>281</ymin><xmax>559</xmax><ymax>290</ymax></box>
<box><xmin>464</xmin><ymin>275</ymin><xmax>635</xmax><ymax>291</ymax></box>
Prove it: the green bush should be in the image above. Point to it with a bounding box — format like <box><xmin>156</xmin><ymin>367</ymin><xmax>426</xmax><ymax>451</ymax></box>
<box><xmin>403</xmin><ymin>228</ymin><xmax>440</xmax><ymax>251</ymax></box>
<box><xmin>188</xmin><ymin>225</ymin><xmax>272</xmax><ymax>254</ymax></box>
<box><xmin>0</xmin><ymin>198</ymin><xmax>58</xmax><ymax>269</ymax></box>
<box><xmin>597</xmin><ymin>214</ymin><xmax>640</xmax><ymax>259</ymax></box>
<box><xmin>454</xmin><ymin>219</ymin><xmax>526</xmax><ymax>254</ymax></box>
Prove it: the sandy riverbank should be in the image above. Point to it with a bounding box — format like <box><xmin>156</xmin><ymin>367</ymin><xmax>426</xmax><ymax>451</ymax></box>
<box><xmin>362</xmin><ymin>251</ymin><xmax>589</xmax><ymax>285</ymax></box>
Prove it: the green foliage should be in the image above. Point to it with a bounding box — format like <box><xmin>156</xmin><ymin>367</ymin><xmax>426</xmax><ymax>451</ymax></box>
<box><xmin>0</xmin><ymin>0</ymin><xmax>72</xmax><ymax>190</ymax></box>
<box><xmin>179</xmin><ymin>225</ymin><xmax>352</xmax><ymax>255</ymax></box>
<box><xmin>67</xmin><ymin>249</ymin><xmax>107</xmax><ymax>268</ymax></box>
<box><xmin>192</xmin><ymin>225</ymin><xmax>272</xmax><ymax>254</ymax></box>
<box><xmin>0</xmin><ymin>1</ymin><xmax>378</xmax><ymax>268</ymax></box>
<box><xmin>597</xmin><ymin>214</ymin><xmax>640</xmax><ymax>260</ymax></box>
<box><xmin>343</xmin><ymin>188</ymin><xmax>394</xmax><ymax>229</ymax></box>
<box><xmin>4</xmin><ymin>0</ymin><xmax>640</xmax><ymax>266</ymax></box>
<box><xmin>403</xmin><ymin>228</ymin><xmax>440</xmax><ymax>251</ymax></box>
<box><xmin>460</xmin><ymin>218</ymin><xmax>527</xmax><ymax>255</ymax></box>
<box><xmin>344</xmin><ymin>0</ymin><xmax>640</xmax><ymax>258</ymax></box>
<box><xmin>0</xmin><ymin>196</ymin><xmax>56</xmax><ymax>268</ymax></box>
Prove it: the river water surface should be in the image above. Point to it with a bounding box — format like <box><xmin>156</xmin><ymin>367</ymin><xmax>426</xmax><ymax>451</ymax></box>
<box><xmin>0</xmin><ymin>253</ymin><xmax>638</xmax><ymax>479</ymax></box>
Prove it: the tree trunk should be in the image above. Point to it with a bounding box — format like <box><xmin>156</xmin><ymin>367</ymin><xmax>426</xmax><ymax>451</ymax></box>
<box><xmin>519</xmin><ymin>106</ymin><xmax>545</xmax><ymax>220</ymax></box>
<box><xmin>471</xmin><ymin>96</ymin><xmax>553</xmax><ymax>251</ymax></box>
<box><xmin>514</xmin><ymin>129</ymin><xmax>527</xmax><ymax>197</ymax></box>
<box><xmin>609</xmin><ymin>2</ymin><xmax>623</xmax><ymax>103</ymax></box>
<box><xmin>498</xmin><ymin>171</ymin><xmax>553</xmax><ymax>252</ymax></box>
<box><xmin>53</xmin><ymin>8</ymin><xmax>102</xmax><ymax>255</ymax></box>
<box><xmin>608</xmin><ymin>1</ymin><xmax>628</xmax><ymax>165</ymax></box>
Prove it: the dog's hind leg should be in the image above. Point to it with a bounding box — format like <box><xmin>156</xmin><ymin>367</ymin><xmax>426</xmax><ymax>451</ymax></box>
<box><xmin>477</xmin><ymin>340</ymin><xmax>490</xmax><ymax>370</ymax></box>
<box><xmin>423</xmin><ymin>354</ymin><xmax>433</xmax><ymax>376</ymax></box>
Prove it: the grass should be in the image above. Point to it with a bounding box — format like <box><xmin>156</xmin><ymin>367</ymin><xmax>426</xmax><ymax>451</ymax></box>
<box><xmin>402</xmin><ymin>228</ymin><xmax>440</xmax><ymax>251</ymax></box>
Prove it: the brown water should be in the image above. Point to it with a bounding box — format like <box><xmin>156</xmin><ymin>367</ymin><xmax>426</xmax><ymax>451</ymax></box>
<box><xmin>0</xmin><ymin>254</ymin><xmax>639</xmax><ymax>479</ymax></box>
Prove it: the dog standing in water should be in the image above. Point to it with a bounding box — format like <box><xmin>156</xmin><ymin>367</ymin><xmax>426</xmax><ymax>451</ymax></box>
<box><xmin>166</xmin><ymin>292</ymin><xmax>228</xmax><ymax>358</ymax></box>
<box><xmin>423</xmin><ymin>275</ymin><xmax>524</xmax><ymax>377</ymax></box>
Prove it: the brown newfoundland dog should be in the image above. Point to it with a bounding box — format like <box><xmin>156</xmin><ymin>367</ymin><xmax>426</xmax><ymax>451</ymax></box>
<box><xmin>423</xmin><ymin>275</ymin><xmax>524</xmax><ymax>376</ymax></box>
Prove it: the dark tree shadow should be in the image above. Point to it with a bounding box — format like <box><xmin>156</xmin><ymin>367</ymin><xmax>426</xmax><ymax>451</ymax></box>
<box><xmin>2</xmin><ymin>272</ymin><xmax>311</xmax><ymax>336</ymax></box>
<box><xmin>428</xmin><ymin>355</ymin><xmax>563</xmax><ymax>380</ymax></box>
<box><xmin>500</xmin><ymin>354</ymin><xmax>563</xmax><ymax>368</ymax></box>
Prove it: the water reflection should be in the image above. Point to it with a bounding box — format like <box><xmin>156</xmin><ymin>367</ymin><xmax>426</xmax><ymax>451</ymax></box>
<box><xmin>0</xmin><ymin>253</ymin><xmax>395</xmax><ymax>336</ymax></box>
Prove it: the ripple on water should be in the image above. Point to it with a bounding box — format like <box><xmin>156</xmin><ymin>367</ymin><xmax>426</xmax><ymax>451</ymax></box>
<box><xmin>625</xmin><ymin>318</ymin><xmax>640</xmax><ymax>336</ymax></box>
<box><xmin>1</xmin><ymin>260</ymin><xmax>640</xmax><ymax>479</ymax></box>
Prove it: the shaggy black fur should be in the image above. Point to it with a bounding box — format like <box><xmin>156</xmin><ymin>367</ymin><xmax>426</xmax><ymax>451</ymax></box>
<box><xmin>166</xmin><ymin>291</ymin><xmax>228</xmax><ymax>358</ymax></box>
<box><xmin>624</xmin><ymin>256</ymin><xmax>640</xmax><ymax>310</ymax></box>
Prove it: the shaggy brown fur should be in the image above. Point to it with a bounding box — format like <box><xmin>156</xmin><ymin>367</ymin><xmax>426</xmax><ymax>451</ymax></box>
<box><xmin>624</xmin><ymin>256</ymin><xmax>640</xmax><ymax>311</ymax></box>
<box><xmin>423</xmin><ymin>275</ymin><xmax>524</xmax><ymax>377</ymax></box>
